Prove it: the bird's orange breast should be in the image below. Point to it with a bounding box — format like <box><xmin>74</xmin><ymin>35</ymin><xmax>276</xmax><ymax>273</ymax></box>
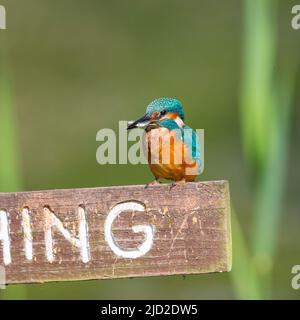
<box><xmin>144</xmin><ymin>128</ymin><xmax>198</xmax><ymax>181</ymax></box>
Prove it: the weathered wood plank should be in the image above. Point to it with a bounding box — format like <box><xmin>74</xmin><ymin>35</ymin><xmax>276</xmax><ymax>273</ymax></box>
<box><xmin>0</xmin><ymin>181</ymin><xmax>231</xmax><ymax>284</ymax></box>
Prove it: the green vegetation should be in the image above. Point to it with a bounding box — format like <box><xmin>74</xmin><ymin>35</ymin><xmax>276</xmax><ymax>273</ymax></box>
<box><xmin>231</xmin><ymin>0</ymin><xmax>298</xmax><ymax>298</ymax></box>
<box><xmin>0</xmin><ymin>0</ymin><xmax>298</xmax><ymax>299</ymax></box>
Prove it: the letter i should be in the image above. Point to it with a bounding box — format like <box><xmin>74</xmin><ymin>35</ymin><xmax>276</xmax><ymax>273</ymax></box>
<box><xmin>22</xmin><ymin>207</ymin><xmax>33</xmax><ymax>260</ymax></box>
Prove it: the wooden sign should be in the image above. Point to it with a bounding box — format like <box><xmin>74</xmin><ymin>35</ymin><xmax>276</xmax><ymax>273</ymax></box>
<box><xmin>0</xmin><ymin>181</ymin><xmax>231</xmax><ymax>284</ymax></box>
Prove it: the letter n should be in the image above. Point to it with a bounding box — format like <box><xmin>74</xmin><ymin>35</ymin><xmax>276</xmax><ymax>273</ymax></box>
<box><xmin>44</xmin><ymin>206</ymin><xmax>90</xmax><ymax>263</ymax></box>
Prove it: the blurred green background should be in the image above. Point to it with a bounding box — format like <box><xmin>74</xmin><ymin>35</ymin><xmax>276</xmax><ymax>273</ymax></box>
<box><xmin>0</xmin><ymin>0</ymin><xmax>300</xmax><ymax>299</ymax></box>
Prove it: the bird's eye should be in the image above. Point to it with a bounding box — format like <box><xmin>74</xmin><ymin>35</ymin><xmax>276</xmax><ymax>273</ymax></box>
<box><xmin>161</xmin><ymin>110</ymin><xmax>166</xmax><ymax>116</ymax></box>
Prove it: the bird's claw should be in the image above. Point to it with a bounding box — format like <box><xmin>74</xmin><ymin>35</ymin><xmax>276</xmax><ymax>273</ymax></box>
<box><xmin>169</xmin><ymin>179</ymin><xmax>186</xmax><ymax>190</ymax></box>
<box><xmin>145</xmin><ymin>180</ymin><xmax>161</xmax><ymax>189</ymax></box>
<box><xmin>169</xmin><ymin>182</ymin><xmax>177</xmax><ymax>191</ymax></box>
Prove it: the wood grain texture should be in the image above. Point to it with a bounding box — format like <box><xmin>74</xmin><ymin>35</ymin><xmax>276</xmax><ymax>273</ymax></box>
<box><xmin>0</xmin><ymin>181</ymin><xmax>231</xmax><ymax>284</ymax></box>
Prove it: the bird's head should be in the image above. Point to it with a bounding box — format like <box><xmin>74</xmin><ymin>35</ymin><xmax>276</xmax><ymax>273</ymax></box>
<box><xmin>127</xmin><ymin>97</ymin><xmax>184</xmax><ymax>130</ymax></box>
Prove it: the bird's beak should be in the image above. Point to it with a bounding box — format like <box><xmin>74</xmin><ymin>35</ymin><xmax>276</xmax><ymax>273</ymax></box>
<box><xmin>127</xmin><ymin>114</ymin><xmax>152</xmax><ymax>130</ymax></box>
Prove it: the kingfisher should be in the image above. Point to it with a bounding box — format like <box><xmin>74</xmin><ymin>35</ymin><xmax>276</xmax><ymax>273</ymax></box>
<box><xmin>127</xmin><ymin>97</ymin><xmax>201</xmax><ymax>186</ymax></box>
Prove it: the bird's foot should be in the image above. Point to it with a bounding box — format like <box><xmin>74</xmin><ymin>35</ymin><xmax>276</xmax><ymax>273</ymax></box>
<box><xmin>145</xmin><ymin>180</ymin><xmax>161</xmax><ymax>189</ymax></box>
<box><xmin>169</xmin><ymin>178</ymin><xmax>186</xmax><ymax>190</ymax></box>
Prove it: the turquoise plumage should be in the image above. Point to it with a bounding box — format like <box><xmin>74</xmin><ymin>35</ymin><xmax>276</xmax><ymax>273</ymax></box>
<box><xmin>146</xmin><ymin>98</ymin><xmax>185</xmax><ymax>121</ymax></box>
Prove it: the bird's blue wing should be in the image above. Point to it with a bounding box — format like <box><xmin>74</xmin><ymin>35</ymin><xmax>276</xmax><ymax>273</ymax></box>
<box><xmin>156</xmin><ymin>120</ymin><xmax>202</xmax><ymax>175</ymax></box>
<box><xmin>182</xmin><ymin>125</ymin><xmax>202</xmax><ymax>175</ymax></box>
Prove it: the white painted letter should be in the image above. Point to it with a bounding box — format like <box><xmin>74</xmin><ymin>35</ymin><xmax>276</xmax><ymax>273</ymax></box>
<box><xmin>0</xmin><ymin>210</ymin><xmax>11</xmax><ymax>265</ymax></box>
<box><xmin>21</xmin><ymin>208</ymin><xmax>33</xmax><ymax>261</ymax></box>
<box><xmin>104</xmin><ymin>201</ymin><xmax>155</xmax><ymax>259</ymax></box>
<box><xmin>0</xmin><ymin>265</ymin><xmax>6</xmax><ymax>289</ymax></box>
<box><xmin>44</xmin><ymin>206</ymin><xmax>90</xmax><ymax>263</ymax></box>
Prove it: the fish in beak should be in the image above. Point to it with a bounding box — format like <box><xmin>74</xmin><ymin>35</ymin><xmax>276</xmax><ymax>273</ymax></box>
<box><xmin>127</xmin><ymin>114</ymin><xmax>152</xmax><ymax>130</ymax></box>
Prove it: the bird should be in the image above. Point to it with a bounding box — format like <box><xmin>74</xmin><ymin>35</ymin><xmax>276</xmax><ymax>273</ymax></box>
<box><xmin>127</xmin><ymin>97</ymin><xmax>201</xmax><ymax>186</ymax></box>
